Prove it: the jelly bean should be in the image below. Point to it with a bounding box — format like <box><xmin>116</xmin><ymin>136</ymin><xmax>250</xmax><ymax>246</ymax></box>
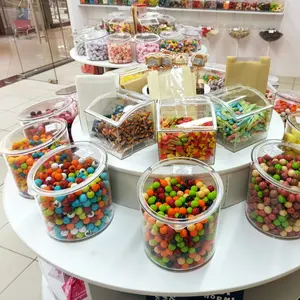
<box><xmin>142</xmin><ymin>176</ymin><xmax>219</xmax><ymax>271</ymax></box>
<box><xmin>31</xmin><ymin>145</ymin><xmax>113</xmax><ymax>241</ymax></box>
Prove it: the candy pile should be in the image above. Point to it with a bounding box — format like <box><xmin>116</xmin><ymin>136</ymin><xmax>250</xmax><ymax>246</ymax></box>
<box><xmin>216</xmin><ymin>99</ymin><xmax>270</xmax><ymax>150</ymax></box>
<box><xmin>157</xmin><ymin>117</ymin><xmax>216</xmax><ymax>164</ymax></box>
<box><xmin>108</xmin><ymin>20</ymin><xmax>134</xmax><ymax>34</ymax></box>
<box><xmin>143</xmin><ymin>176</ymin><xmax>219</xmax><ymax>270</ymax></box>
<box><xmin>284</xmin><ymin>113</ymin><xmax>300</xmax><ymax>145</ymax></box>
<box><xmin>247</xmin><ymin>153</ymin><xmax>300</xmax><ymax>239</ymax></box>
<box><xmin>259</xmin><ymin>29</ymin><xmax>283</xmax><ymax>42</ymax></box>
<box><xmin>160</xmin><ymin>37</ymin><xmax>199</xmax><ymax>54</ymax></box>
<box><xmin>33</xmin><ymin>150</ymin><xmax>113</xmax><ymax>241</ymax></box>
<box><xmin>107</xmin><ymin>40</ymin><xmax>132</xmax><ymax>64</ymax></box>
<box><xmin>204</xmin><ymin>0</ymin><xmax>217</xmax><ymax>9</ymax></box>
<box><xmin>136</xmin><ymin>42</ymin><xmax>160</xmax><ymax>63</ymax></box>
<box><xmin>92</xmin><ymin>104</ymin><xmax>154</xmax><ymax>157</ymax></box>
<box><xmin>201</xmin><ymin>27</ymin><xmax>219</xmax><ymax>39</ymax></box>
<box><xmin>86</xmin><ymin>39</ymin><xmax>108</xmax><ymax>61</ymax></box>
<box><xmin>5</xmin><ymin>121</ymin><xmax>69</xmax><ymax>197</ymax></box>
<box><xmin>74</xmin><ymin>40</ymin><xmax>86</xmax><ymax>56</ymax></box>
<box><xmin>229</xmin><ymin>27</ymin><xmax>250</xmax><ymax>39</ymax></box>
<box><xmin>203</xmin><ymin>74</ymin><xmax>225</xmax><ymax>91</ymax></box>
<box><xmin>257</xmin><ymin>1</ymin><xmax>270</xmax><ymax>11</ymax></box>
<box><xmin>274</xmin><ymin>99</ymin><xmax>300</xmax><ymax>123</ymax></box>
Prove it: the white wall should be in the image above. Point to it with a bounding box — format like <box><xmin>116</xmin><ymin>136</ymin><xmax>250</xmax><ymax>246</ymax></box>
<box><xmin>67</xmin><ymin>0</ymin><xmax>300</xmax><ymax>77</ymax></box>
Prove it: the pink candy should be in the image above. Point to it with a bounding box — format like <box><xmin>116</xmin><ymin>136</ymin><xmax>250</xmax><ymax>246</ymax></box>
<box><xmin>135</xmin><ymin>42</ymin><xmax>160</xmax><ymax>63</ymax></box>
<box><xmin>107</xmin><ymin>42</ymin><xmax>133</xmax><ymax>64</ymax></box>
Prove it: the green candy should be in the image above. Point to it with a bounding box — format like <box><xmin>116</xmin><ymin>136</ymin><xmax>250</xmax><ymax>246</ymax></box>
<box><xmin>87</xmin><ymin>191</ymin><xmax>95</xmax><ymax>199</ymax></box>
<box><xmin>159</xmin><ymin>204</ymin><xmax>167</xmax><ymax>212</ymax></box>
<box><xmin>157</xmin><ymin>211</ymin><xmax>165</xmax><ymax>216</ymax></box>
<box><xmin>152</xmin><ymin>181</ymin><xmax>160</xmax><ymax>189</ymax></box>
<box><xmin>175</xmin><ymin>234</ymin><xmax>183</xmax><ymax>242</ymax></box>
<box><xmin>82</xmin><ymin>186</ymin><xmax>89</xmax><ymax>193</ymax></box>
<box><xmin>186</xmin><ymin>258</ymin><xmax>193</xmax><ymax>264</ymax></box>
<box><xmin>273</xmin><ymin>174</ymin><xmax>280</xmax><ymax>181</ymax></box>
<box><xmin>208</xmin><ymin>191</ymin><xmax>217</xmax><ymax>200</ymax></box>
<box><xmin>188</xmin><ymin>247</ymin><xmax>196</xmax><ymax>254</ymax></box>
<box><xmin>274</xmin><ymin>164</ymin><xmax>282</xmax><ymax>170</ymax></box>
<box><xmin>273</xmin><ymin>219</ymin><xmax>281</xmax><ymax>226</ymax></box>
<box><xmin>149</xmin><ymin>239</ymin><xmax>158</xmax><ymax>246</ymax></box>
<box><xmin>256</xmin><ymin>216</ymin><xmax>264</xmax><ymax>223</ymax></box>
<box><xmin>76</xmin><ymin>232</ymin><xmax>84</xmax><ymax>239</ymax></box>
<box><xmin>191</xmin><ymin>200</ymin><xmax>198</xmax><ymax>208</ymax></box>
<box><xmin>187</xmin><ymin>207</ymin><xmax>193</xmax><ymax>214</ymax></box>
<box><xmin>165</xmin><ymin>185</ymin><xmax>172</xmax><ymax>193</ymax></box>
<box><xmin>150</xmin><ymin>204</ymin><xmax>157</xmax><ymax>211</ymax></box>
<box><xmin>21</xmin><ymin>163</ymin><xmax>27</xmax><ymax>170</ymax></box>
<box><xmin>278</xmin><ymin>195</ymin><xmax>286</xmax><ymax>204</ymax></box>
<box><xmin>282</xmin><ymin>221</ymin><xmax>289</xmax><ymax>228</ymax></box>
<box><xmin>250</xmin><ymin>212</ymin><xmax>257</xmax><ymax>219</ymax></box>
<box><xmin>162</xmin><ymin>257</ymin><xmax>169</xmax><ymax>263</ymax></box>
<box><xmin>189</xmin><ymin>190</ymin><xmax>196</xmax><ymax>197</ymax></box>
<box><xmin>198</xmin><ymin>229</ymin><xmax>205</xmax><ymax>236</ymax></box>
<box><xmin>79</xmin><ymin>213</ymin><xmax>86</xmax><ymax>220</ymax></box>
<box><xmin>148</xmin><ymin>196</ymin><xmax>156</xmax><ymax>205</ymax></box>
<box><xmin>175</xmin><ymin>199</ymin><xmax>183</xmax><ymax>207</ymax></box>
<box><xmin>181</xmin><ymin>246</ymin><xmax>189</xmax><ymax>253</ymax></box>
<box><xmin>152</xmin><ymin>224</ymin><xmax>159</xmax><ymax>233</ymax></box>
<box><xmin>203</xmin><ymin>197</ymin><xmax>208</xmax><ymax>202</ymax></box>
<box><xmin>208</xmin><ymin>215</ymin><xmax>214</xmax><ymax>222</ymax></box>
<box><xmin>192</xmin><ymin>236</ymin><xmax>200</xmax><ymax>242</ymax></box>
<box><xmin>75</xmin><ymin>207</ymin><xmax>83</xmax><ymax>215</ymax></box>
<box><xmin>292</xmin><ymin>162</ymin><xmax>300</xmax><ymax>170</ymax></box>
<box><xmin>69</xmin><ymin>173</ymin><xmax>75</xmax><ymax>178</ymax></box>
<box><xmin>170</xmin><ymin>178</ymin><xmax>177</xmax><ymax>185</ymax></box>
<box><xmin>177</xmin><ymin>241</ymin><xmax>185</xmax><ymax>248</ymax></box>
<box><xmin>168</xmin><ymin>244</ymin><xmax>176</xmax><ymax>251</ymax></box>
<box><xmin>169</xmin><ymin>191</ymin><xmax>177</xmax><ymax>197</ymax></box>
<box><xmin>254</xmin><ymin>184</ymin><xmax>260</xmax><ymax>191</ymax></box>
<box><xmin>257</xmin><ymin>191</ymin><xmax>263</xmax><ymax>198</ymax></box>
<box><xmin>191</xmin><ymin>185</ymin><xmax>198</xmax><ymax>192</ymax></box>
<box><xmin>278</xmin><ymin>215</ymin><xmax>287</xmax><ymax>222</ymax></box>
<box><xmin>180</xmin><ymin>137</ymin><xmax>188</xmax><ymax>143</ymax></box>
<box><xmin>95</xmin><ymin>220</ymin><xmax>101</xmax><ymax>226</ymax></box>
<box><xmin>175</xmin><ymin>212</ymin><xmax>179</xmax><ymax>218</ymax></box>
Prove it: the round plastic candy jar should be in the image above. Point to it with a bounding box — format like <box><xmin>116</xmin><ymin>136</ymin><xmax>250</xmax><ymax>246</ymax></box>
<box><xmin>157</xmin><ymin>15</ymin><xmax>176</xmax><ymax>32</ymax></box>
<box><xmin>137</xmin><ymin>158</ymin><xmax>223</xmax><ymax>271</ymax></box>
<box><xmin>107</xmin><ymin>32</ymin><xmax>133</xmax><ymax>64</ymax></box>
<box><xmin>246</xmin><ymin>140</ymin><xmax>300</xmax><ymax>239</ymax></box>
<box><xmin>160</xmin><ymin>31</ymin><xmax>185</xmax><ymax>53</ymax></box>
<box><xmin>73</xmin><ymin>27</ymin><xmax>94</xmax><ymax>56</ymax></box>
<box><xmin>182</xmin><ymin>28</ymin><xmax>201</xmax><ymax>54</ymax></box>
<box><xmin>1</xmin><ymin>119</ymin><xmax>70</xmax><ymax>198</ymax></box>
<box><xmin>134</xmin><ymin>33</ymin><xmax>160</xmax><ymax>63</ymax></box>
<box><xmin>85</xmin><ymin>30</ymin><xmax>108</xmax><ymax>61</ymax></box>
<box><xmin>18</xmin><ymin>96</ymin><xmax>78</xmax><ymax>142</ymax></box>
<box><xmin>284</xmin><ymin>113</ymin><xmax>300</xmax><ymax>145</ymax></box>
<box><xmin>27</xmin><ymin>142</ymin><xmax>113</xmax><ymax>241</ymax></box>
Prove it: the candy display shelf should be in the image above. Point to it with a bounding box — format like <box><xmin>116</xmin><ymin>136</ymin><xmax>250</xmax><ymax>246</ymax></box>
<box><xmin>71</xmin><ymin>111</ymin><xmax>284</xmax><ymax>209</ymax></box>
<box><xmin>3</xmin><ymin>174</ymin><xmax>300</xmax><ymax>298</ymax></box>
<box><xmin>78</xmin><ymin>4</ymin><xmax>285</xmax><ymax>15</ymax></box>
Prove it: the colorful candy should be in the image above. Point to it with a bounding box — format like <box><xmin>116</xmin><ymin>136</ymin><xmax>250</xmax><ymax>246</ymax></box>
<box><xmin>2</xmin><ymin>120</ymin><xmax>70</xmax><ymax>198</ymax></box>
<box><xmin>107</xmin><ymin>33</ymin><xmax>133</xmax><ymax>64</ymax></box>
<box><xmin>246</xmin><ymin>141</ymin><xmax>300</xmax><ymax>239</ymax></box>
<box><xmin>157</xmin><ymin>117</ymin><xmax>216</xmax><ymax>164</ymax></box>
<box><xmin>229</xmin><ymin>27</ymin><xmax>250</xmax><ymax>39</ymax></box>
<box><xmin>284</xmin><ymin>113</ymin><xmax>300</xmax><ymax>145</ymax></box>
<box><xmin>134</xmin><ymin>33</ymin><xmax>160</xmax><ymax>63</ymax></box>
<box><xmin>29</xmin><ymin>143</ymin><xmax>113</xmax><ymax>241</ymax></box>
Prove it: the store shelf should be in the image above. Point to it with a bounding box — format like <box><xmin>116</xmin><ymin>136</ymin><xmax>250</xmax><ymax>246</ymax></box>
<box><xmin>3</xmin><ymin>174</ymin><xmax>300</xmax><ymax>297</ymax></box>
<box><xmin>78</xmin><ymin>4</ymin><xmax>285</xmax><ymax>15</ymax></box>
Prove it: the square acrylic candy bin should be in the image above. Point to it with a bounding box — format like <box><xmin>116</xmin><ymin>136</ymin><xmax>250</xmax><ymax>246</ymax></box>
<box><xmin>85</xmin><ymin>89</ymin><xmax>155</xmax><ymax>159</ymax></box>
<box><xmin>157</xmin><ymin>97</ymin><xmax>217</xmax><ymax>164</ymax></box>
<box><xmin>210</xmin><ymin>85</ymin><xmax>273</xmax><ymax>152</ymax></box>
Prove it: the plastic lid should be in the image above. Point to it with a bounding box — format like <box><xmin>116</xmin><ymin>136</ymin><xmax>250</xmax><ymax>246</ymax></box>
<box><xmin>287</xmin><ymin>112</ymin><xmax>300</xmax><ymax>132</ymax></box>
<box><xmin>251</xmin><ymin>139</ymin><xmax>300</xmax><ymax>194</ymax></box>
<box><xmin>72</xmin><ymin>27</ymin><xmax>94</xmax><ymax>37</ymax></box>
<box><xmin>160</xmin><ymin>30</ymin><xmax>184</xmax><ymax>41</ymax></box>
<box><xmin>137</xmin><ymin>158</ymin><xmax>224</xmax><ymax>229</ymax></box>
<box><xmin>134</xmin><ymin>33</ymin><xmax>160</xmax><ymax>43</ymax></box>
<box><xmin>18</xmin><ymin>96</ymin><xmax>73</xmax><ymax>123</ymax></box>
<box><xmin>276</xmin><ymin>90</ymin><xmax>300</xmax><ymax>103</ymax></box>
<box><xmin>157</xmin><ymin>14</ymin><xmax>175</xmax><ymax>24</ymax></box>
<box><xmin>210</xmin><ymin>85</ymin><xmax>273</xmax><ymax>120</ymax></box>
<box><xmin>27</xmin><ymin>141</ymin><xmax>107</xmax><ymax>197</ymax></box>
<box><xmin>107</xmin><ymin>32</ymin><xmax>132</xmax><ymax>42</ymax></box>
<box><xmin>85</xmin><ymin>30</ymin><xmax>108</xmax><ymax>41</ymax></box>
<box><xmin>0</xmin><ymin>119</ymin><xmax>67</xmax><ymax>156</ymax></box>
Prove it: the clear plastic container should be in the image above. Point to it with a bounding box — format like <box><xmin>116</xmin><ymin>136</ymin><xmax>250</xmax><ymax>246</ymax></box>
<box><xmin>274</xmin><ymin>91</ymin><xmax>300</xmax><ymax>123</ymax></box>
<box><xmin>85</xmin><ymin>30</ymin><xmax>108</xmax><ymax>61</ymax></box>
<box><xmin>137</xmin><ymin>158</ymin><xmax>224</xmax><ymax>271</ymax></box>
<box><xmin>107</xmin><ymin>33</ymin><xmax>133</xmax><ymax>64</ymax></box>
<box><xmin>137</xmin><ymin>17</ymin><xmax>160</xmax><ymax>34</ymax></box>
<box><xmin>85</xmin><ymin>89</ymin><xmax>155</xmax><ymax>159</ymax></box>
<box><xmin>18</xmin><ymin>96</ymin><xmax>78</xmax><ymax>142</ymax></box>
<box><xmin>134</xmin><ymin>33</ymin><xmax>160</xmax><ymax>63</ymax></box>
<box><xmin>157</xmin><ymin>15</ymin><xmax>176</xmax><ymax>32</ymax></box>
<box><xmin>242</xmin><ymin>0</ymin><xmax>257</xmax><ymax>10</ymax></box>
<box><xmin>27</xmin><ymin>142</ymin><xmax>113</xmax><ymax>241</ymax></box>
<box><xmin>157</xmin><ymin>97</ymin><xmax>217</xmax><ymax>164</ymax></box>
<box><xmin>1</xmin><ymin>119</ymin><xmax>70</xmax><ymax>198</ymax></box>
<box><xmin>182</xmin><ymin>28</ymin><xmax>201</xmax><ymax>54</ymax></box>
<box><xmin>108</xmin><ymin>17</ymin><xmax>134</xmax><ymax>34</ymax></box>
<box><xmin>284</xmin><ymin>113</ymin><xmax>300</xmax><ymax>145</ymax></box>
<box><xmin>73</xmin><ymin>27</ymin><xmax>94</xmax><ymax>56</ymax></box>
<box><xmin>246</xmin><ymin>140</ymin><xmax>300</xmax><ymax>239</ymax></box>
<box><xmin>210</xmin><ymin>86</ymin><xmax>273</xmax><ymax>152</ymax></box>
<box><xmin>159</xmin><ymin>31</ymin><xmax>185</xmax><ymax>53</ymax></box>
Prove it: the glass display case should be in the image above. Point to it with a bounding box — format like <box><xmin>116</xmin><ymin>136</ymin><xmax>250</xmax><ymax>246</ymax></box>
<box><xmin>137</xmin><ymin>158</ymin><xmax>224</xmax><ymax>271</ymax></box>
<box><xmin>85</xmin><ymin>89</ymin><xmax>155</xmax><ymax>159</ymax></box>
<box><xmin>157</xmin><ymin>97</ymin><xmax>217</xmax><ymax>164</ymax></box>
<box><xmin>210</xmin><ymin>86</ymin><xmax>273</xmax><ymax>152</ymax></box>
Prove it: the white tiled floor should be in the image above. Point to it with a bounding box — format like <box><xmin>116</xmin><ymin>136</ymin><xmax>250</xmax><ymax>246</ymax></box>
<box><xmin>0</xmin><ymin>63</ymin><xmax>299</xmax><ymax>299</ymax></box>
<box><xmin>0</xmin><ymin>61</ymin><xmax>81</xmax><ymax>300</ymax></box>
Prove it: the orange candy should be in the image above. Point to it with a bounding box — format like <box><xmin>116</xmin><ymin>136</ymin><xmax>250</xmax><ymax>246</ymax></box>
<box><xmin>159</xmin><ymin>225</ymin><xmax>168</xmax><ymax>235</ymax></box>
<box><xmin>180</xmin><ymin>229</ymin><xmax>188</xmax><ymax>238</ymax></box>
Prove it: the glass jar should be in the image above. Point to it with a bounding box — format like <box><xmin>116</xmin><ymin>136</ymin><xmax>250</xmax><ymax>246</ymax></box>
<box><xmin>85</xmin><ymin>89</ymin><xmax>155</xmax><ymax>159</ymax></box>
<box><xmin>210</xmin><ymin>86</ymin><xmax>273</xmax><ymax>152</ymax></box>
<box><xmin>18</xmin><ymin>96</ymin><xmax>78</xmax><ymax>142</ymax></box>
<box><xmin>204</xmin><ymin>0</ymin><xmax>217</xmax><ymax>9</ymax></box>
<box><xmin>134</xmin><ymin>33</ymin><xmax>160</xmax><ymax>63</ymax></box>
<box><xmin>85</xmin><ymin>30</ymin><xmax>108</xmax><ymax>61</ymax></box>
<box><xmin>107</xmin><ymin>33</ymin><xmax>133</xmax><ymax>64</ymax></box>
<box><xmin>160</xmin><ymin>31</ymin><xmax>185</xmax><ymax>53</ymax></box>
<box><xmin>284</xmin><ymin>113</ymin><xmax>300</xmax><ymax>145</ymax></box>
<box><xmin>192</xmin><ymin>0</ymin><xmax>204</xmax><ymax>8</ymax></box>
<box><xmin>157</xmin><ymin>97</ymin><xmax>217</xmax><ymax>164</ymax></box>
<box><xmin>246</xmin><ymin>140</ymin><xmax>300</xmax><ymax>239</ymax></box>
<box><xmin>157</xmin><ymin>15</ymin><xmax>176</xmax><ymax>32</ymax></box>
<box><xmin>27</xmin><ymin>142</ymin><xmax>113</xmax><ymax>241</ymax></box>
<box><xmin>183</xmin><ymin>28</ymin><xmax>201</xmax><ymax>54</ymax></box>
<box><xmin>1</xmin><ymin>119</ymin><xmax>70</xmax><ymax>198</ymax></box>
<box><xmin>137</xmin><ymin>158</ymin><xmax>224</xmax><ymax>271</ymax></box>
<box><xmin>274</xmin><ymin>91</ymin><xmax>300</xmax><ymax>123</ymax></box>
<box><xmin>257</xmin><ymin>0</ymin><xmax>271</xmax><ymax>11</ymax></box>
<box><xmin>242</xmin><ymin>0</ymin><xmax>257</xmax><ymax>10</ymax></box>
<box><xmin>73</xmin><ymin>27</ymin><xmax>94</xmax><ymax>56</ymax></box>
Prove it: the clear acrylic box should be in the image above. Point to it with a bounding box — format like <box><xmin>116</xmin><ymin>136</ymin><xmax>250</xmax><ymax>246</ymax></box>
<box><xmin>157</xmin><ymin>96</ymin><xmax>217</xmax><ymax>164</ymax></box>
<box><xmin>85</xmin><ymin>89</ymin><xmax>155</xmax><ymax>159</ymax></box>
<box><xmin>210</xmin><ymin>86</ymin><xmax>273</xmax><ymax>152</ymax></box>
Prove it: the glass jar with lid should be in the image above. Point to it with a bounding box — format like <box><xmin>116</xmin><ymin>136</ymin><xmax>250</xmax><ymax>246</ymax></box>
<box><xmin>159</xmin><ymin>31</ymin><xmax>185</xmax><ymax>53</ymax></box>
<box><xmin>73</xmin><ymin>27</ymin><xmax>94</xmax><ymax>56</ymax></box>
<box><xmin>107</xmin><ymin>32</ymin><xmax>133</xmax><ymax>64</ymax></box>
<box><xmin>182</xmin><ymin>27</ymin><xmax>201</xmax><ymax>54</ymax></box>
<box><xmin>134</xmin><ymin>33</ymin><xmax>160</xmax><ymax>63</ymax></box>
<box><xmin>85</xmin><ymin>30</ymin><xmax>108</xmax><ymax>61</ymax></box>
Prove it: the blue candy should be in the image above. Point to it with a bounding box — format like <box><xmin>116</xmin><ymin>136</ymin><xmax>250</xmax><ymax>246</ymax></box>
<box><xmin>55</xmin><ymin>207</ymin><xmax>63</xmax><ymax>214</ymax></box>
<box><xmin>83</xmin><ymin>200</ymin><xmax>91</xmax><ymax>207</ymax></box>
<box><xmin>87</xmin><ymin>167</ymin><xmax>95</xmax><ymax>174</ymax></box>
<box><xmin>87</xmin><ymin>223</ymin><xmax>95</xmax><ymax>231</ymax></box>
<box><xmin>75</xmin><ymin>221</ymin><xmax>83</xmax><ymax>229</ymax></box>
<box><xmin>63</xmin><ymin>216</ymin><xmax>71</xmax><ymax>224</ymax></box>
<box><xmin>101</xmin><ymin>172</ymin><xmax>108</xmax><ymax>180</ymax></box>
<box><xmin>34</xmin><ymin>179</ymin><xmax>43</xmax><ymax>187</ymax></box>
<box><xmin>79</xmin><ymin>194</ymin><xmax>87</xmax><ymax>203</ymax></box>
<box><xmin>92</xmin><ymin>203</ymin><xmax>99</xmax><ymax>211</ymax></box>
